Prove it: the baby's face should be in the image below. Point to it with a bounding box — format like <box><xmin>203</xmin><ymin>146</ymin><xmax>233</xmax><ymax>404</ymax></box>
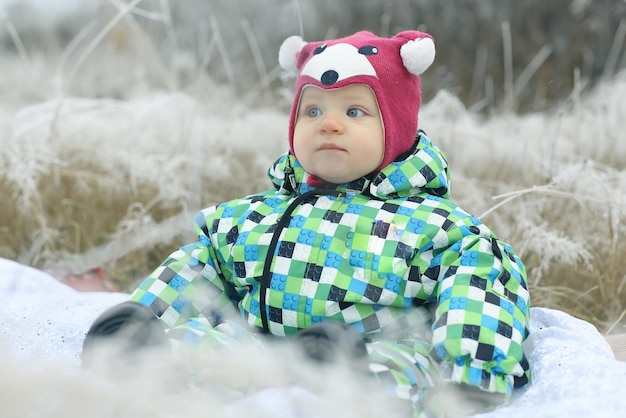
<box><xmin>293</xmin><ymin>84</ymin><xmax>384</xmax><ymax>184</ymax></box>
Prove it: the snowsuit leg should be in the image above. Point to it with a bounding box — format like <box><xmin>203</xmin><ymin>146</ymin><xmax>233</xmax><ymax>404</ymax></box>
<box><xmin>127</xmin><ymin>241</ymin><xmax>262</xmax><ymax>349</ymax></box>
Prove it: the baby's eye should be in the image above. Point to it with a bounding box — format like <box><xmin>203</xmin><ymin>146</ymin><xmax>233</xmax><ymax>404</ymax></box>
<box><xmin>347</xmin><ymin>107</ymin><xmax>365</xmax><ymax>117</ymax></box>
<box><xmin>305</xmin><ymin>106</ymin><xmax>322</xmax><ymax>117</ymax></box>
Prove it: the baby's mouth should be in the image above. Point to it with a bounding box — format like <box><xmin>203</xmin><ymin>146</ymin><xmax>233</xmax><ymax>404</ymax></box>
<box><xmin>319</xmin><ymin>143</ymin><xmax>345</xmax><ymax>151</ymax></box>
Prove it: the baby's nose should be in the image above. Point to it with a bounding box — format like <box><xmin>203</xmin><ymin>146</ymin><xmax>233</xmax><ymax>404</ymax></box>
<box><xmin>319</xmin><ymin>114</ymin><xmax>344</xmax><ymax>134</ymax></box>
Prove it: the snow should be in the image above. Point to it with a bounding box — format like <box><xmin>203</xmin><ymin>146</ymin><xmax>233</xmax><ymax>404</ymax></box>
<box><xmin>1</xmin><ymin>257</ymin><xmax>626</xmax><ymax>418</ymax></box>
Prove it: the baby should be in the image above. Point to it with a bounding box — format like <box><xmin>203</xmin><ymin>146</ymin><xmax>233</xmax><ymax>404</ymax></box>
<box><xmin>83</xmin><ymin>30</ymin><xmax>531</xmax><ymax>417</ymax></box>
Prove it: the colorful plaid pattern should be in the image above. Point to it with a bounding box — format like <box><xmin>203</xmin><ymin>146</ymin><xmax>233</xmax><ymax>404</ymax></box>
<box><xmin>367</xmin><ymin>337</ymin><xmax>440</xmax><ymax>409</ymax></box>
<box><xmin>130</xmin><ymin>131</ymin><xmax>531</xmax><ymax>409</ymax></box>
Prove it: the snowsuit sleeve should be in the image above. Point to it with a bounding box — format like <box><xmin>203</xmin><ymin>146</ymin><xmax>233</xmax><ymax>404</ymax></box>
<box><xmin>428</xmin><ymin>227</ymin><xmax>531</xmax><ymax>395</ymax></box>
<box><xmin>129</xmin><ymin>208</ymin><xmax>255</xmax><ymax>350</ymax></box>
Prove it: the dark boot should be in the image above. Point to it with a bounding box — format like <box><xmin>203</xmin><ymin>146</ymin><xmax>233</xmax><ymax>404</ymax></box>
<box><xmin>81</xmin><ymin>301</ymin><xmax>168</xmax><ymax>368</ymax></box>
<box><xmin>293</xmin><ymin>321</ymin><xmax>368</xmax><ymax>370</ymax></box>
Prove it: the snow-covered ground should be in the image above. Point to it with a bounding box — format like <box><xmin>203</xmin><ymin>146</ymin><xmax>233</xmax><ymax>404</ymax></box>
<box><xmin>2</xmin><ymin>257</ymin><xmax>626</xmax><ymax>418</ymax></box>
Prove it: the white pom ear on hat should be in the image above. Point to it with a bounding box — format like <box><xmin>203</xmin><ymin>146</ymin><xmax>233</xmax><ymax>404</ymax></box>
<box><xmin>279</xmin><ymin>35</ymin><xmax>307</xmax><ymax>71</ymax></box>
<box><xmin>400</xmin><ymin>37</ymin><xmax>436</xmax><ymax>76</ymax></box>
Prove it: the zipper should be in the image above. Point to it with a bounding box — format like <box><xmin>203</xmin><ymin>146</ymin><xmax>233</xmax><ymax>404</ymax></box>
<box><xmin>259</xmin><ymin>188</ymin><xmax>343</xmax><ymax>332</ymax></box>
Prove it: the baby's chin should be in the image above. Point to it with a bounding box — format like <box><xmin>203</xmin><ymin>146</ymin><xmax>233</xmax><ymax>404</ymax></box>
<box><xmin>311</xmin><ymin>172</ymin><xmax>362</xmax><ymax>185</ymax></box>
<box><xmin>304</xmin><ymin>160</ymin><xmax>376</xmax><ymax>185</ymax></box>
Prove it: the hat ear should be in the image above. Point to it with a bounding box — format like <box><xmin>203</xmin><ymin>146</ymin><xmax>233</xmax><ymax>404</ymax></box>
<box><xmin>399</xmin><ymin>35</ymin><xmax>436</xmax><ymax>76</ymax></box>
<box><xmin>279</xmin><ymin>35</ymin><xmax>308</xmax><ymax>71</ymax></box>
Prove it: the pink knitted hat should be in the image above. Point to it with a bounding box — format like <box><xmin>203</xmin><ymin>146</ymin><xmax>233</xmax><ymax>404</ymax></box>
<box><xmin>279</xmin><ymin>30</ymin><xmax>436</xmax><ymax>174</ymax></box>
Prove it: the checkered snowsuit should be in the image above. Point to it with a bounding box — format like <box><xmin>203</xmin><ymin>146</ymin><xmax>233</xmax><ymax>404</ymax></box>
<box><xmin>130</xmin><ymin>132</ymin><xmax>531</xmax><ymax>410</ymax></box>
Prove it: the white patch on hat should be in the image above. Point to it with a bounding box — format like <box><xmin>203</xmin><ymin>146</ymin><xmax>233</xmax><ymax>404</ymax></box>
<box><xmin>400</xmin><ymin>37</ymin><xmax>435</xmax><ymax>76</ymax></box>
<box><xmin>301</xmin><ymin>43</ymin><xmax>377</xmax><ymax>86</ymax></box>
<box><xmin>279</xmin><ymin>35</ymin><xmax>307</xmax><ymax>71</ymax></box>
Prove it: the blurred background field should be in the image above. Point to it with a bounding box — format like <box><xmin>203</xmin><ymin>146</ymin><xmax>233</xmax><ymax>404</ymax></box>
<box><xmin>1</xmin><ymin>0</ymin><xmax>625</xmax><ymax>332</ymax></box>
